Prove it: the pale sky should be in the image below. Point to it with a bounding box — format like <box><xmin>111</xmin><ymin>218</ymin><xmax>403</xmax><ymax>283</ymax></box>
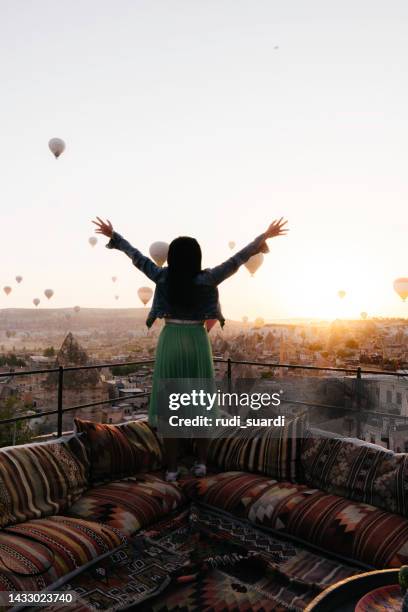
<box><xmin>1</xmin><ymin>0</ymin><xmax>407</xmax><ymax>321</ymax></box>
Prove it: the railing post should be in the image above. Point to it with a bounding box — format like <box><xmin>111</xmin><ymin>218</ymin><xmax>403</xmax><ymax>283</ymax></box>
<box><xmin>57</xmin><ymin>366</ymin><xmax>64</xmax><ymax>438</ymax></box>
<box><xmin>356</xmin><ymin>366</ymin><xmax>362</xmax><ymax>438</ymax></box>
<box><xmin>227</xmin><ymin>358</ymin><xmax>232</xmax><ymax>393</ymax></box>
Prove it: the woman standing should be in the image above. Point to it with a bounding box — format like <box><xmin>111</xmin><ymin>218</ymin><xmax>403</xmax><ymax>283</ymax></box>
<box><xmin>93</xmin><ymin>217</ymin><xmax>288</xmax><ymax>481</ymax></box>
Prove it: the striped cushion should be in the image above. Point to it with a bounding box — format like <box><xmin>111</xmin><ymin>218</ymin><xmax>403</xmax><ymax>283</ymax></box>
<box><xmin>0</xmin><ymin>516</ymin><xmax>126</xmax><ymax>592</ymax></box>
<box><xmin>74</xmin><ymin>419</ymin><xmax>163</xmax><ymax>484</ymax></box>
<box><xmin>0</xmin><ymin>435</ymin><xmax>89</xmax><ymax>528</ymax></box>
<box><xmin>207</xmin><ymin>416</ymin><xmax>306</xmax><ymax>482</ymax></box>
<box><xmin>301</xmin><ymin>433</ymin><xmax>408</xmax><ymax>516</ymax></box>
<box><xmin>68</xmin><ymin>473</ymin><xmax>186</xmax><ymax>536</ymax></box>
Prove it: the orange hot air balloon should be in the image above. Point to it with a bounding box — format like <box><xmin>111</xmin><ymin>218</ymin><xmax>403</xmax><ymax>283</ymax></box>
<box><xmin>393</xmin><ymin>278</ymin><xmax>408</xmax><ymax>302</ymax></box>
<box><xmin>33</xmin><ymin>298</ymin><xmax>40</xmax><ymax>307</ymax></box>
<box><xmin>15</xmin><ymin>276</ymin><xmax>23</xmax><ymax>284</ymax></box>
<box><xmin>138</xmin><ymin>287</ymin><xmax>153</xmax><ymax>306</ymax></box>
<box><xmin>3</xmin><ymin>286</ymin><xmax>12</xmax><ymax>296</ymax></box>
<box><xmin>245</xmin><ymin>253</ymin><xmax>264</xmax><ymax>276</ymax></box>
<box><xmin>205</xmin><ymin>319</ymin><xmax>217</xmax><ymax>332</ymax></box>
<box><xmin>337</xmin><ymin>290</ymin><xmax>346</xmax><ymax>299</ymax></box>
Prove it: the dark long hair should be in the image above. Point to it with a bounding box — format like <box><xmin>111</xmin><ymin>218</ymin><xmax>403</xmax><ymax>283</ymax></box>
<box><xmin>167</xmin><ymin>237</ymin><xmax>202</xmax><ymax>310</ymax></box>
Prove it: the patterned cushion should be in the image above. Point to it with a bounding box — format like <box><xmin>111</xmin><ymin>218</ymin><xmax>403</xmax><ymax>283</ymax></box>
<box><xmin>181</xmin><ymin>471</ymin><xmax>309</xmax><ymax>519</ymax></box>
<box><xmin>252</xmin><ymin>489</ymin><xmax>408</xmax><ymax>568</ymax></box>
<box><xmin>67</xmin><ymin>473</ymin><xmax>186</xmax><ymax>536</ymax></box>
<box><xmin>0</xmin><ymin>434</ymin><xmax>89</xmax><ymax>528</ymax></box>
<box><xmin>207</xmin><ymin>416</ymin><xmax>306</xmax><ymax>482</ymax></box>
<box><xmin>0</xmin><ymin>516</ymin><xmax>126</xmax><ymax>592</ymax></box>
<box><xmin>74</xmin><ymin>418</ymin><xmax>163</xmax><ymax>484</ymax></box>
<box><xmin>185</xmin><ymin>471</ymin><xmax>408</xmax><ymax>568</ymax></box>
<box><xmin>301</xmin><ymin>433</ymin><xmax>408</xmax><ymax>516</ymax></box>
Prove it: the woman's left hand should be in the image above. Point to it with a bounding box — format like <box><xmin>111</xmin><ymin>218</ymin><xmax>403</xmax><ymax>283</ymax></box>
<box><xmin>265</xmin><ymin>218</ymin><xmax>289</xmax><ymax>239</ymax></box>
<box><xmin>92</xmin><ymin>217</ymin><xmax>114</xmax><ymax>238</ymax></box>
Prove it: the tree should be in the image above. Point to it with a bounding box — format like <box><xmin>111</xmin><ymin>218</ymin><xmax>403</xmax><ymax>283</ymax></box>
<box><xmin>0</xmin><ymin>396</ymin><xmax>34</xmax><ymax>448</ymax></box>
<box><xmin>43</xmin><ymin>346</ymin><xmax>55</xmax><ymax>357</ymax></box>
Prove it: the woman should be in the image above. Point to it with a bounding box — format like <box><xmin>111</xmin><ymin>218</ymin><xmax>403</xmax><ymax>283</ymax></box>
<box><xmin>93</xmin><ymin>216</ymin><xmax>288</xmax><ymax>481</ymax></box>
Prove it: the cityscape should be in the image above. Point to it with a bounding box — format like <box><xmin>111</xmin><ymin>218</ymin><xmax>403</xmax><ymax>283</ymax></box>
<box><xmin>1</xmin><ymin>307</ymin><xmax>407</xmax><ymax>451</ymax></box>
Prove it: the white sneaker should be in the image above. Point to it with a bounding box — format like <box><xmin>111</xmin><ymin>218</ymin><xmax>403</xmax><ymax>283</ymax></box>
<box><xmin>165</xmin><ymin>470</ymin><xmax>180</xmax><ymax>482</ymax></box>
<box><xmin>191</xmin><ymin>463</ymin><xmax>207</xmax><ymax>477</ymax></box>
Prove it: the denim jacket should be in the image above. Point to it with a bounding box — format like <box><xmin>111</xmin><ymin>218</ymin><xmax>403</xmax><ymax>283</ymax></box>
<box><xmin>106</xmin><ymin>231</ymin><xmax>269</xmax><ymax>327</ymax></box>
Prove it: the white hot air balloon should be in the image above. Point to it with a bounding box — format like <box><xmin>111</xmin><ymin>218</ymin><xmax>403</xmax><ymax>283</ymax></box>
<box><xmin>89</xmin><ymin>237</ymin><xmax>97</xmax><ymax>247</ymax></box>
<box><xmin>112</xmin><ymin>276</ymin><xmax>117</xmax><ymax>283</ymax></box>
<box><xmin>393</xmin><ymin>278</ymin><xmax>408</xmax><ymax>302</ymax></box>
<box><xmin>149</xmin><ymin>241</ymin><xmax>169</xmax><ymax>267</ymax></box>
<box><xmin>44</xmin><ymin>289</ymin><xmax>54</xmax><ymax>300</ymax></box>
<box><xmin>360</xmin><ymin>311</ymin><xmax>368</xmax><ymax>320</ymax></box>
<box><xmin>48</xmin><ymin>138</ymin><xmax>66</xmax><ymax>159</ymax></box>
<box><xmin>138</xmin><ymin>286</ymin><xmax>153</xmax><ymax>306</ymax></box>
<box><xmin>228</xmin><ymin>241</ymin><xmax>236</xmax><ymax>250</ymax></box>
<box><xmin>337</xmin><ymin>290</ymin><xmax>346</xmax><ymax>300</ymax></box>
<box><xmin>3</xmin><ymin>286</ymin><xmax>12</xmax><ymax>296</ymax></box>
<box><xmin>33</xmin><ymin>298</ymin><xmax>40</xmax><ymax>307</ymax></box>
<box><xmin>15</xmin><ymin>276</ymin><xmax>23</xmax><ymax>284</ymax></box>
<box><xmin>244</xmin><ymin>253</ymin><xmax>264</xmax><ymax>276</ymax></box>
<box><xmin>74</xmin><ymin>305</ymin><xmax>80</xmax><ymax>313</ymax></box>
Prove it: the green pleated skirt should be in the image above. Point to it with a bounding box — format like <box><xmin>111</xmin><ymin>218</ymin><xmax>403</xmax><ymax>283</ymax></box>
<box><xmin>149</xmin><ymin>322</ymin><xmax>215</xmax><ymax>428</ymax></box>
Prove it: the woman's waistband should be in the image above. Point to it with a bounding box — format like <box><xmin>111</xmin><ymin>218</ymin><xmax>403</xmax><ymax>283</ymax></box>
<box><xmin>165</xmin><ymin>318</ymin><xmax>205</xmax><ymax>325</ymax></box>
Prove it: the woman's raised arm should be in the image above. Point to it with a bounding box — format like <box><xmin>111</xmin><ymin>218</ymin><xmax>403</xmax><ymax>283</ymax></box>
<box><xmin>92</xmin><ymin>217</ymin><xmax>162</xmax><ymax>283</ymax></box>
<box><xmin>208</xmin><ymin>218</ymin><xmax>288</xmax><ymax>286</ymax></box>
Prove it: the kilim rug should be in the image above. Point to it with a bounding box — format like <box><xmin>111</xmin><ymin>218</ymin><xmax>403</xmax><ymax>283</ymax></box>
<box><xmin>29</xmin><ymin>505</ymin><xmax>362</xmax><ymax>612</ymax></box>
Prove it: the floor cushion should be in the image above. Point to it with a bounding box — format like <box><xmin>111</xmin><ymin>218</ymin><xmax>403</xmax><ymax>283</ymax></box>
<box><xmin>181</xmin><ymin>471</ymin><xmax>311</xmax><ymax>520</ymax></box>
<box><xmin>67</xmin><ymin>473</ymin><xmax>186</xmax><ymax>536</ymax></box>
<box><xmin>0</xmin><ymin>434</ymin><xmax>89</xmax><ymax>528</ymax></box>
<box><xmin>184</xmin><ymin>471</ymin><xmax>408</xmax><ymax>568</ymax></box>
<box><xmin>301</xmin><ymin>432</ymin><xmax>408</xmax><ymax>516</ymax></box>
<box><xmin>0</xmin><ymin>516</ymin><xmax>126</xmax><ymax>592</ymax></box>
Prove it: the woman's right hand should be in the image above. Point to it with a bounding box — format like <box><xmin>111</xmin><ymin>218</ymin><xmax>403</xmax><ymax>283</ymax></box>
<box><xmin>265</xmin><ymin>218</ymin><xmax>288</xmax><ymax>239</ymax></box>
<box><xmin>92</xmin><ymin>217</ymin><xmax>114</xmax><ymax>238</ymax></box>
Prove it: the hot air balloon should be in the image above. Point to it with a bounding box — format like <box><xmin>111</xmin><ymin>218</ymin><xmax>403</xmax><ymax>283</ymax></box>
<box><xmin>393</xmin><ymin>278</ymin><xmax>408</xmax><ymax>302</ymax></box>
<box><xmin>205</xmin><ymin>319</ymin><xmax>217</xmax><ymax>332</ymax></box>
<box><xmin>149</xmin><ymin>241</ymin><xmax>169</xmax><ymax>267</ymax></box>
<box><xmin>112</xmin><ymin>276</ymin><xmax>117</xmax><ymax>283</ymax></box>
<box><xmin>114</xmin><ymin>295</ymin><xmax>119</xmax><ymax>300</ymax></box>
<box><xmin>245</xmin><ymin>253</ymin><xmax>264</xmax><ymax>276</ymax></box>
<box><xmin>44</xmin><ymin>289</ymin><xmax>54</xmax><ymax>300</ymax></box>
<box><xmin>3</xmin><ymin>286</ymin><xmax>12</xmax><ymax>296</ymax></box>
<box><xmin>228</xmin><ymin>241</ymin><xmax>236</xmax><ymax>250</ymax></box>
<box><xmin>242</xmin><ymin>316</ymin><xmax>248</xmax><ymax>324</ymax></box>
<box><xmin>360</xmin><ymin>312</ymin><xmax>368</xmax><ymax>320</ymax></box>
<box><xmin>337</xmin><ymin>290</ymin><xmax>346</xmax><ymax>299</ymax></box>
<box><xmin>74</xmin><ymin>305</ymin><xmax>80</xmax><ymax>313</ymax></box>
<box><xmin>137</xmin><ymin>287</ymin><xmax>153</xmax><ymax>306</ymax></box>
<box><xmin>15</xmin><ymin>276</ymin><xmax>23</xmax><ymax>284</ymax></box>
<box><xmin>33</xmin><ymin>298</ymin><xmax>40</xmax><ymax>307</ymax></box>
<box><xmin>48</xmin><ymin>138</ymin><xmax>65</xmax><ymax>159</ymax></box>
<box><xmin>89</xmin><ymin>237</ymin><xmax>97</xmax><ymax>247</ymax></box>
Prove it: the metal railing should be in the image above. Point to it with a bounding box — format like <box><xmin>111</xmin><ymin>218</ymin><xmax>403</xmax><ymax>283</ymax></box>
<box><xmin>0</xmin><ymin>358</ymin><xmax>406</xmax><ymax>440</ymax></box>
